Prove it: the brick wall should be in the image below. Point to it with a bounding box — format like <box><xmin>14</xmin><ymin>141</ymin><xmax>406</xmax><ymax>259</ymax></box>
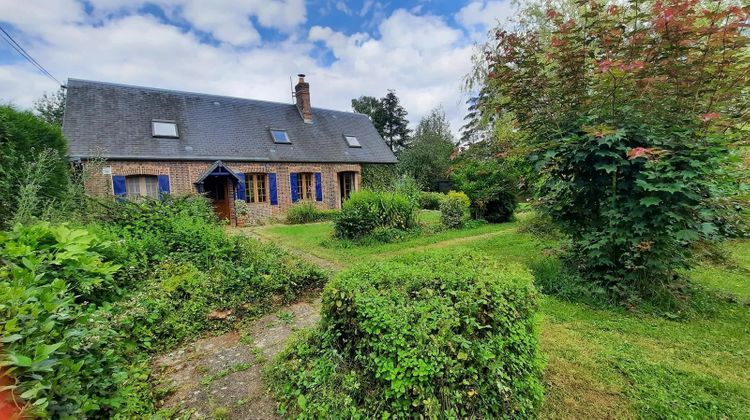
<box><xmin>85</xmin><ymin>160</ymin><xmax>362</xmax><ymax>222</ymax></box>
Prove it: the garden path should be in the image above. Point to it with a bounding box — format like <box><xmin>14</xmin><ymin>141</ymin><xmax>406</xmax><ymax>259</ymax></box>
<box><xmin>152</xmin><ymin>298</ymin><xmax>321</xmax><ymax>419</ymax></box>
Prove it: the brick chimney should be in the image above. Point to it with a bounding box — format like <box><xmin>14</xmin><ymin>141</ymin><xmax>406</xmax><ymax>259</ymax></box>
<box><xmin>294</xmin><ymin>74</ymin><xmax>313</xmax><ymax>123</ymax></box>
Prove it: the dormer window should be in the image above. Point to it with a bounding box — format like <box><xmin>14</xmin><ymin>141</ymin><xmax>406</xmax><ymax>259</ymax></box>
<box><xmin>344</xmin><ymin>135</ymin><xmax>361</xmax><ymax>148</ymax></box>
<box><xmin>152</xmin><ymin>120</ymin><xmax>178</xmax><ymax>138</ymax></box>
<box><xmin>271</xmin><ymin>129</ymin><xmax>291</xmax><ymax>144</ymax></box>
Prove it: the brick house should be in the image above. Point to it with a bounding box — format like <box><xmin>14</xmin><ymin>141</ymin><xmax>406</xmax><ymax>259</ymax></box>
<box><xmin>62</xmin><ymin>76</ymin><xmax>397</xmax><ymax>223</ymax></box>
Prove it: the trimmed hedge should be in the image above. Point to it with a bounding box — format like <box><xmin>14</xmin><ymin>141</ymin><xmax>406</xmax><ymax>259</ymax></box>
<box><xmin>269</xmin><ymin>252</ymin><xmax>544</xmax><ymax>418</ymax></box>
<box><xmin>333</xmin><ymin>190</ymin><xmax>417</xmax><ymax>239</ymax></box>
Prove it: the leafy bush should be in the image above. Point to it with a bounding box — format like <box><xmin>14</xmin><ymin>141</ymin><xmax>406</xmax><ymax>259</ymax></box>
<box><xmin>0</xmin><ymin>106</ymin><xmax>70</xmax><ymax>228</ymax></box>
<box><xmin>440</xmin><ymin>191</ymin><xmax>470</xmax><ymax>228</ymax></box>
<box><xmin>0</xmin><ymin>223</ymin><xmax>151</xmax><ymax>418</ymax></box>
<box><xmin>1</xmin><ymin>198</ymin><xmax>327</xmax><ymax>418</ymax></box>
<box><xmin>451</xmin><ymin>159</ymin><xmax>518</xmax><ymax>223</ymax></box>
<box><xmin>286</xmin><ymin>201</ymin><xmax>338</xmax><ymax>224</ymax></box>
<box><xmin>518</xmin><ymin>211</ymin><xmax>564</xmax><ymax>240</ymax></box>
<box><xmin>475</xmin><ymin>0</ymin><xmax>749</xmax><ymax>303</ymax></box>
<box><xmin>333</xmin><ymin>190</ymin><xmax>417</xmax><ymax>239</ymax></box>
<box><xmin>418</xmin><ymin>191</ymin><xmax>444</xmax><ymax>210</ymax></box>
<box><xmin>392</xmin><ymin>175</ymin><xmax>421</xmax><ymax>206</ymax></box>
<box><xmin>269</xmin><ymin>253</ymin><xmax>543</xmax><ymax>418</ymax></box>
<box><xmin>360</xmin><ymin>163</ymin><xmax>398</xmax><ymax>191</ymax></box>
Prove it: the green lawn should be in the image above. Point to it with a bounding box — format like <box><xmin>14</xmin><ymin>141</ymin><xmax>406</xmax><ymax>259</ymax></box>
<box><xmin>246</xmin><ymin>214</ymin><xmax>750</xmax><ymax>419</ymax></box>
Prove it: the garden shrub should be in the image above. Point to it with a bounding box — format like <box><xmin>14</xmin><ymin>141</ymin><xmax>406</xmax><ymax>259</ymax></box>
<box><xmin>333</xmin><ymin>190</ymin><xmax>417</xmax><ymax>239</ymax></box>
<box><xmin>474</xmin><ymin>0</ymin><xmax>750</xmax><ymax>304</ymax></box>
<box><xmin>0</xmin><ymin>223</ymin><xmax>151</xmax><ymax>418</ymax></box>
<box><xmin>451</xmin><ymin>159</ymin><xmax>518</xmax><ymax>223</ymax></box>
<box><xmin>518</xmin><ymin>211</ymin><xmax>564</xmax><ymax>240</ymax></box>
<box><xmin>269</xmin><ymin>252</ymin><xmax>543</xmax><ymax>418</ymax></box>
<box><xmin>1</xmin><ymin>199</ymin><xmax>327</xmax><ymax>418</ymax></box>
<box><xmin>360</xmin><ymin>163</ymin><xmax>398</xmax><ymax>191</ymax></box>
<box><xmin>419</xmin><ymin>191</ymin><xmax>444</xmax><ymax>210</ymax></box>
<box><xmin>286</xmin><ymin>201</ymin><xmax>338</xmax><ymax>224</ymax></box>
<box><xmin>440</xmin><ymin>191</ymin><xmax>470</xmax><ymax>228</ymax></box>
<box><xmin>392</xmin><ymin>175</ymin><xmax>421</xmax><ymax>207</ymax></box>
<box><xmin>0</xmin><ymin>106</ymin><xmax>70</xmax><ymax>228</ymax></box>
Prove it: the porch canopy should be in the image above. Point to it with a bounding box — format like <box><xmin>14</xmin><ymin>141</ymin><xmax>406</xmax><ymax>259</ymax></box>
<box><xmin>194</xmin><ymin>160</ymin><xmax>241</xmax><ymax>193</ymax></box>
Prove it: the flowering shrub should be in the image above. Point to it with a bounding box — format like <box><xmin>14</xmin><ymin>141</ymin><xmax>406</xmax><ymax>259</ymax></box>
<box><xmin>269</xmin><ymin>252</ymin><xmax>543</xmax><ymax>418</ymax></box>
<box><xmin>476</xmin><ymin>0</ymin><xmax>750</xmax><ymax>302</ymax></box>
<box><xmin>440</xmin><ymin>191</ymin><xmax>470</xmax><ymax>228</ymax></box>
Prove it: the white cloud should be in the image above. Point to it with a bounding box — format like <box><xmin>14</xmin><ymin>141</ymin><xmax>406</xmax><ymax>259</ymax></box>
<box><xmin>84</xmin><ymin>0</ymin><xmax>307</xmax><ymax>45</ymax></box>
<box><xmin>309</xmin><ymin>9</ymin><xmax>474</xmax><ymax>133</ymax></box>
<box><xmin>456</xmin><ymin>0</ymin><xmax>516</xmax><ymax>40</ymax></box>
<box><xmin>0</xmin><ymin>1</ymin><xmax>484</xmax><ymax>136</ymax></box>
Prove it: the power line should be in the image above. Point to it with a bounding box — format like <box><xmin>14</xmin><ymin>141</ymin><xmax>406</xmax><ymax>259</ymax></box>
<box><xmin>0</xmin><ymin>24</ymin><xmax>63</xmax><ymax>87</ymax></box>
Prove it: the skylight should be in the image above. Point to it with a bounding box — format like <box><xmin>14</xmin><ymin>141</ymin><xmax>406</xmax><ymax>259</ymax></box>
<box><xmin>344</xmin><ymin>135</ymin><xmax>361</xmax><ymax>148</ymax></box>
<box><xmin>271</xmin><ymin>129</ymin><xmax>291</xmax><ymax>144</ymax></box>
<box><xmin>152</xmin><ymin>120</ymin><xmax>178</xmax><ymax>138</ymax></box>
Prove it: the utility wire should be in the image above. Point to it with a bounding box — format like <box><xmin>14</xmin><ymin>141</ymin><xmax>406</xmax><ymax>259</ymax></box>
<box><xmin>0</xmin><ymin>24</ymin><xmax>63</xmax><ymax>86</ymax></box>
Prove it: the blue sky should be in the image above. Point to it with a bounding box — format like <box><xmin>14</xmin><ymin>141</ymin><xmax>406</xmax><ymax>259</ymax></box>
<box><xmin>0</xmin><ymin>0</ymin><xmax>516</xmax><ymax>133</ymax></box>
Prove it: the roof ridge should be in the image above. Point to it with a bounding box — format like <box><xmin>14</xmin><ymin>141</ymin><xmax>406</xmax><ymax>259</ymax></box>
<box><xmin>67</xmin><ymin>78</ymin><xmax>368</xmax><ymax>116</ymax></box>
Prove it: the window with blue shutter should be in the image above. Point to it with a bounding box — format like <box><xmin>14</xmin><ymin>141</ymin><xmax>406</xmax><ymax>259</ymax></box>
<box><xmin>157</xmin><ymin>175</ymin><xmax>171</xmax><ymax>196</ymax></box>
<box><xmin>290</xmin><ymin>172</ymin><xmax>299</xmax><ymax>202</ymax></box>
<box><xmin>314</xmin><ymin>172</ymin><xmax>323</xmax><ymax>202</ymax></box>
<box><xmin>269</xmin><ymin>173</ymin><xmax>278</xmax><ymax>205</ymax></box>
<box><xmin>235</xmin><ymin>173</ymin><xmax>246</xmax><ymax>200</ymax></box>
<box><xmin>112</xmin><ymin>175</ymin><xmax>126</xmax><ymax>200</ymax></box>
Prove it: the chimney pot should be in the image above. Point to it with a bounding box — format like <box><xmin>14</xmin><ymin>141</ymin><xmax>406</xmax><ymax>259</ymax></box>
<box><xmin>294</xmin><ymin>73</ymin><xmax>312</xmax><ymax>123</ymax></box>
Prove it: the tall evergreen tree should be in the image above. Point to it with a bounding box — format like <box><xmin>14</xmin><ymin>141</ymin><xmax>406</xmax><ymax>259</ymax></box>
<box><xmin>380</xmin><ymin>90</ymin><xmax>411</xmax><ymax>152</ymax></box>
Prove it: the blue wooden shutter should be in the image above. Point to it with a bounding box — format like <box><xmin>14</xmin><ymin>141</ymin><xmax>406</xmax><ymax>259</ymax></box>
<box><xmin>314</xmin><ymin>172</ymin><xmax>323</xmax><ymax>202</ymax></box>
<box><xmin>112</xmin><ymin>175</ymin><xmax>126</xmax><ymax>200</ymax></box>
<box><xmin>290</xmin><ymin>172</ymin><xmax>299</xmax><ymax>202</ymax></box>
<box><xmin>269</xmin><ymin>173</ymin><xmax>278</xmax><ymax>205</ymax></box>
<box><xmin>235</xmin><ymin>173</ymin><xmax>246</xmax><ymax>201</ymax></box>
<box><xmin>157</xmin><ymin>175</ymin><xmax>170</xmax><ymax>196</ymax></box>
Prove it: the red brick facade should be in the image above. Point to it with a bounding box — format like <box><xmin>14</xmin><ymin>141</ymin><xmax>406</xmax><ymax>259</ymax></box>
<box><xmin>85</xmin><ymin>160</ymin><xmax>361</xmax><ymax>223</ymax></box>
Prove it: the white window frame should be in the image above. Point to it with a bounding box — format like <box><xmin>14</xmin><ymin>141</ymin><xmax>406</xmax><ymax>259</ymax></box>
<box><xmin>270</xmin><ymin>129</ymin><xmax>291</xmax><ymax>144</ymax></box>
<box><xmin>152</xmin><ymin>120</ymin><xmax>179</xmax><ymax>138</ymax></box>
<box><xmin>344</xmin><ymin>135</ymin><xmax>361</xmax><ymax>148</ymax></box>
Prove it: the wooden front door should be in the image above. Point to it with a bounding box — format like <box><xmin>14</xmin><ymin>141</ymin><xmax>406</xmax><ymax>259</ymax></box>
<box><xmin>338</xmin><ymin>171</ymin><xmax>356</xmax><ymax>207</ymax></box>
<box><xmin>204</xmin><ymin>176</ymin><xmax>231</xmax><ymax>220</ymax></box>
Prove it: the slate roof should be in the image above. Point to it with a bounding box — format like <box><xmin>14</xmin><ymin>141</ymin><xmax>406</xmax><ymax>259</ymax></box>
<box><xmin>62</xmin><ymin>79</ymin><xmax>397</xmax><ymax>164</ymax></box>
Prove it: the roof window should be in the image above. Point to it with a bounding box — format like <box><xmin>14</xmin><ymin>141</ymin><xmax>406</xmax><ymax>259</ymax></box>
<box><xmin>271</xmin><ymin>129</ymin><xmax>291</xmax><ymax>144</ymax></box>
<box><xmin>152</xmin><ymin>120</ymin><xmax>178</xmax><ymax>138</ymax></box>
<box><xmin>344</xmin><ymin>135</ymin><xmax>361</xmax><ymax>148</ymax></box>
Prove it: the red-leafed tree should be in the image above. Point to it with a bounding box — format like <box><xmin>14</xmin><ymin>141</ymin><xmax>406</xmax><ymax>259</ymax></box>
<box><xmin>475</xmin><ymin>0</ymin><xmax>750</xmax><ymax>305</ymax></box>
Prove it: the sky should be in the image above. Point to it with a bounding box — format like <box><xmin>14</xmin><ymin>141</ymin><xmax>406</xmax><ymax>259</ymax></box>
<box><xmin>0</xmin><ymin>0</ymin><xmax>517</xmax><ymax>136</ymax></box>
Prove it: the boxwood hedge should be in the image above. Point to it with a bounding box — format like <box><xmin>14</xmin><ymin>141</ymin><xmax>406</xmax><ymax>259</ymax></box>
<box><xmin>268</xmin><ymin>252</ymin><xmax>544</xmax><ymax>418</ymax></box>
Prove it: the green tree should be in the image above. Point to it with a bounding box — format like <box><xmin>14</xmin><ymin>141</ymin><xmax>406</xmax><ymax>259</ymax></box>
<box><xmin>399</xmin><ymin>107</ymin><xmax>455</xmax><ymax>190</ymax></box>
<box><xmin>0</xmin><ymin>106</ymin><xmax>70</xmax><ymax>227</ymax></box>
<box><xmin>352</xmin><ymin>95</ymin><xmax>385</xmax><ymax>136</ymax></box>
<box><xmin>381</xmin><ymin>90</ymin><xmax>411</xmax><ymax>152</ymax></box>
<box><xmin>33</xmin><ymin>87</ymin><xmax>66</xmax><ymax>127</ymax></box>
<box><xmin>352</xmin><ymin>91</ymin><xmax>411</xmax><ymax>152</ymax></box>
<box><xmin>475</xmin><ymin>0</ymin><xmax>750</xmax><ymax>303</ymax></box>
